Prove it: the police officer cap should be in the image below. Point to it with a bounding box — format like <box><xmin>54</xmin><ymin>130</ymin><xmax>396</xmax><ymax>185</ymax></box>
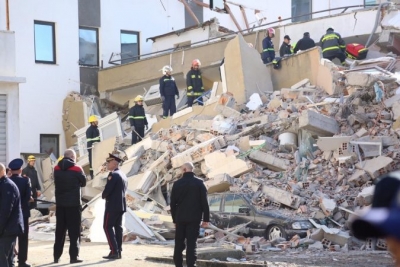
<box><xmin>8</xmin><ymin>158</ymin><xmax>24</xmax><ymax>170</ymax></box>
<box><xmin>106</xmin><ymin>153</ymin><xmax>123</xmax><ymax>163</ymax></box>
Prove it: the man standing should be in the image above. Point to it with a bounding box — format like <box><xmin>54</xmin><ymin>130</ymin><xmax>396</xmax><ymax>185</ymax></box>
<box><xmin>129</xmin><ymin>95</ymin><xmax>148</xmax><ymax>145</ymax></box>
<box><xmin>293</xmin><ymin>32</ymin><xmax>316</xmax><ymax>54</ymax></box>
<box><xmin>320</xmin><ymin>27</ymin><xmax>346</xmax><ymax>65</ymax></box>
<box><xmin>53</xmin><ymin>149</ymin><xmax>86</xmax><ymax>264</ymax></box>
<box><xmin>186</xmin><ymin>59</ymin><xmax>204</xmax><ymax>107</ymax></box>
<box><xmin>22</xmin><ymin>155</ymin><xmax>41</xmax><ymax>209</ymax></box>
<box><xmin>0</xmin><ymin>163</ymin><xmax>24</xmax><ymax>267</ymax></box>
<box><xmin>279</xmin><ymin>35</ymin><xmax>292</xmax><ymax>57</ymax></box>
<box><xmin>102</xmin><ymin>153</ymin><xmax>127</xmax><ymax>260</ymax></box>
<box><xmin>9</xmin><ymin>159</ymin><xmax>32</xmax><ymax>267</ymax></box>
<box><xmin>170</xmin><ymin>162</ymin><xmax>210</xmax><ymax>267</ymax></box>
<box><xmin>261</xmin><ymin>28</ymin><xmax>276</xmax><ymax>64</ymax></box>
<box><xmin>86</xmin><ymin>115</ymin><xmax>100</xmax><ymax>178</ymax></box>
<box><xmin>160</xmin><ymin>65</ymin><xmax>179</xmax><ymax>119</ymax></box>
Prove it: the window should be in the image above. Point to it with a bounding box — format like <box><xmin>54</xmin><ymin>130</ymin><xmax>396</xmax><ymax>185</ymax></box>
<box><xmin>223</xmin><ymin>194</ymin><xmax>247</xmax><ymax>213</ymax></box>
<box><xmin>34</xmin><ymin>21</ymin><xmax>56</xmax><ymax>64</ymax></box>
<box><xmin>79</xmin><ymin>27</ymin><xmax>99</xmax><ymax>66</ymax></box>
<box><xmin>40</xmin><ymin>134</ymin><xmax>59</xmax><ymax>158</ymax></box>
<box><xmin>365</xmin><ymin>0</ymin><xmax>377</xmax><ymax>6</ymax></box>
<box><xmin>208</xmin><ymin>195</ymin><xmax>222</xmax><ymax>211</ymax></box>
<box><xmin>121</xmin><ymin>30</ymin><xmax>139</xmax><ymax>64</ymax></box>
<box><xmin>292</xmin><ymin>0</ymin><xmax>311</xmax><ymax>23</ymax></box>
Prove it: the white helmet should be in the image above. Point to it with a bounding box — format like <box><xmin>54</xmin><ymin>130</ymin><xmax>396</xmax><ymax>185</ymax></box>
<box><xmin>162</xmin><ymin>65</ymin><xmax>173</xmax><ymax>75</ymax></box>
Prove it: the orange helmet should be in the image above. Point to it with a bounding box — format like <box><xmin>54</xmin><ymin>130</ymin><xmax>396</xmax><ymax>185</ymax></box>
<box><xmin>192</xmin><ymin>59</ymin><xmax>201</xmax><ymax>67</ymax></box>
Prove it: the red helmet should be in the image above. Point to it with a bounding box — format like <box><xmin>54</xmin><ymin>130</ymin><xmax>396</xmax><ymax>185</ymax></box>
<box><xmin>192</xmin><ymin>59</ymin><xmax>201</xmax><ymax>67</ymax></box>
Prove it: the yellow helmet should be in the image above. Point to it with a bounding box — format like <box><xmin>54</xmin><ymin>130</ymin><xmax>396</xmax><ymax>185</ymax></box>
<box><xmin>27</xmin><ymin>155</ymin><xmax>36</xmax><ymax>161</ymax></box>
<box><xmin>134</xmin><ymin>95</ymin><xmax>144</xmax><ymax>102</ymax></box>
<box><xmin>88</xmin><ymin>115</ymin><xmax>98</xmax><ymax>123</ymax></box>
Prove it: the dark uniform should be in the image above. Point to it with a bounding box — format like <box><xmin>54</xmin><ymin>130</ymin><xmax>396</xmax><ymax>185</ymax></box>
<box><xmin>22</xmin><ymin>164</ymin><xmax>40</xmax><ymax>209</ymax></box>
<box><xmin>53</xmin><ymin>157</ymin><xmax>86</xmax><ymax>264</ymax></box>
<box><xmin>320</xmin><ymin>29</ymin><xmax>346</xmax><ymax>64</ymax></box>
<box><xmin>102</xmin><ymin>154</ymin><xmax>127</xmax><ymax>259</ymax></box>
<box><xmin>86</xmin><ymin>124</ymin><xmax>100</xmax><ymax>177</ymax></box>
<box><xmin>0</xmin><ymin>175</ymin><xmax>24</xmax><ymax>267</ymax></box>
<box><xmin>159</xmin><ymin>75</ymin><xmax>179</xmax><ymax>119</ymax></box>
<box><xmin>9</xmin><ymin>158</ymin><xmax>32</xmax><ymax>267</ymax></box>
<box><xmin>129</xmin><ymin>104</ymin><xmax>148</xmax><ymax>145</ymax></box>
<box><xmin>293</xmin><ymin>33</ymin><xmax>316</xmax><ymax>53</ymax></box>
<box><xmin>170</xmin><ymin>171</ymin><xmax>210</xmax><ymax>267</ymax></box>
<box><xmin>261</xmin><ymin>36</ymin><xmax>275</xmax><ymax>64</ymax></box>
<box><xmin>279</xmin><ymin>42</ymin><xmax>292</xmax><ymax>57</ymax></box>
<box><xmin>186</xmin><ymin>69</ymin><xmax>204</xmax><ymax>107</ymax></box>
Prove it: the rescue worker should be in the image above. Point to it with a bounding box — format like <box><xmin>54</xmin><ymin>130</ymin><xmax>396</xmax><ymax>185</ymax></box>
<box><xmin>279</xmin><ymin>35</ymin><xmax>292</xmax><ymax>57</ymax></box>
<box><xmin>53</xmin><ymin>149</ymin><xmax>86</xmax><ymax>264</ymax></box>
<box><xmin>85</xmin><ymin>115</ymin><xmax>100</xmax><ymax>178</ymax></box>
<box><xmin>320</xmin><ymin>27</ymin><xmax>346</xmax><ymax>65</ymax></box>
<box><xmin>129</xmin><ymin>95</ymin><xmax>148</xmax><ymax>145</ymax></box>
<box><xmin>186</xmin><ymin>59</ymin><xmax>204</xmax><ymax>107</ymax></box>
<box><xmin>293</xmin><ymin>32</ymin><xmax>316</xmax><ymax>53</ymax></box>
<box><xmin>9</xmin><ymin>159</ymin><xmax>32</xmax><ymax>267</ymax></box>
<box><xmin>102</xmin><ymin>153</ymin><xmax>127</xmax><ymax>260</ymax></box>
<box><xmin>170</xmin><ymin>162</ymin><xmax>210</xmax><ymax>267</ymax></box>
<box><xmin>261</xmin><ymin>28</ymin><xmax>275</xmax><ymax>64</ymax></box>
<box><xmin>0</xmin><ymin>163</ymin><xmax>24</xmax><ymax>267</ymax></box>
<box><xmin>159</xmin><ymin>65</ymin><xmax>179</xmax><ymax>119</ymax></box>
<box><xmin>22</xmin><ymin>155</ymin><xmax>41</xmax><ymax>209</ymax></box>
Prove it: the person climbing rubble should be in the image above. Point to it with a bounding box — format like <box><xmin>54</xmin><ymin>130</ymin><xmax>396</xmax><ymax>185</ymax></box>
<box><xmin>129</xmin><ymin>95</ymin><xmax>148</xmax><ymax>144</ymax></box>
<box><xmin>159</xmin><ymin>65</ymin><xmax>179</xmax><ymax>119</ymax></box>
<box><xmin>85</xmin><ymin>115</ymin><xmax>100</xmax><ymax>178</ymax></box>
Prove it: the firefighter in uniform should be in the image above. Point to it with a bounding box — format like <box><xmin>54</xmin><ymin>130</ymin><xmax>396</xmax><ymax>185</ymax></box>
<box><xmin>22</xmin><ymin>155</ymin><xmax>41</xmax><ymax>209</ymax></box>
<box><xmin>9</xmin><ymin>159</ymin><xmax>32</xmax><ymax>267</ymax></box>
<box><xmin>186</xmin><ymin>59</ymin><xmax>204</xmax><ymax>107</ymax></box>
<box><xmin>129</xmin><ymin>95</ymin><xmax>148</xmax><ymax>144</ymax></box>
<box><xmin>320</xmin><ymin>27</ymin><xmax>346</xmax><ymax>65</ymax></box>
<box><xmin>102</xmin><ymin>153</ymin><xmax>127</xmax><ymax>260</ymax></box>
<box><xmin>160</xmin><ymin>65</ymin><xmax>179</xmax><ymax>119</ymax></box>
<box><xmin>261</xmin><ymin>28</ymin><xmax>276</xmax><ymax>64</ymax></box>
<box><xmin>86</xmin><ymin>115</ymin><xmax>100</xmax><ymax>178</ymax></box>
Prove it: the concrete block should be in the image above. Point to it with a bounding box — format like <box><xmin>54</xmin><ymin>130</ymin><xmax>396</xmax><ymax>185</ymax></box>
<box><xmin>345</xmin><ymin>72</ymin><xmax>376</xmax><ymax>87</ymax></box>
<box><xmin>316</xmin><ymin>136</ymin><xmax>352</xmax><ymax>152</ymax></box>
<box><xmin>119</xmin><ymin>156</ymin><xmax>142</xmax><ymax>177</ymax></box>
<box><xmin>249</xmin><ymin>151</ymin><xmax>288</xmax><ymax>172</ymax></box>
<box><xmin>205</xmin><ymin>174</ymin><xmax>233</xmax><ymax>193</ymax></box>
<box><xmin>355</xmin><ymin>128</ymin><xmax>368</xmax><ymax>138</ymax></box>
<box><xmin>310</xmin><ymin>228</ymin><xmax>324</xmax><ymax>241</ymax></box>
<box><xmin>384</xmin><ymin>94</ymin><xmax>400</xmax><ymax>108</ymax></box>
<box><xmin>299</xmin><ymin>109</ymin><xmax>339</xmax><ymax>136</ymax></box>
<box><xmin>324</xmin><ymin>231</ymin><xmax>350</xmax><ymax>246</ymax></box>
<box><xmin>262</xmin><ymin>185</ymin><xmax>301</xmax><ymax>209</ymax></box>
<box><xmin>357</xmin><ymin>186</ymin><xmax>375</xmax><ymax>206</ymax></box>
<box><xmin>355</xmin><ymin>156</ymin><xmax>394</xmax><ymax>179</ymax></box>
<box><xmin>214</xmin><ymin>105</ymin><xmax>241</xmax><ymax>119</ymax></box>
<box><xmin>348</xmin><ymin>170</ymin><xmax>369</xmax><ymax>186</ymax></box>
<box><xmin>308</xmin><ymin>241</ymin><xmax>323</xmax><ymax>250</ymax></box>
<box><xmin>206</xmin><ymin>151</ymin><xmax>253</xmax><ymax>178</ymax></box>
<box><xmin>128</xmin><ymin>170</ymin><xmax>156</xmax><ymax>194</ymax></box>
<box><xmin>189</xmin><ymin>119</ymin><xmax>214</xmax><ymax>131</ymax></box>
<box><xmin>320</xmin><ymin>198</ymin><xmax>336</xmax><ymax>215</ymax></box>
<box><xmin>124</xmin><ymin>144</ymin><xmax>145</xmax><ymax>159</ymax></box>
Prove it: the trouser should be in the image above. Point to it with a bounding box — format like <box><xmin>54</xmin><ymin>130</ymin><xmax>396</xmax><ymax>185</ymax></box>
<box><xmin>53</xmin><ymin>206</ymin><xmax>81</xmax><ymax>261</ymax></box>
<box><xmin>174</xmin><ymin>221</ymin><xmax>200</xmax><ymax>267</ymax></box>
<box><xmin>162</xmin><ymin>95</ymin><xmax>177</xmax><ymax>118</ymax></box>
<box><xmin>17</xmin><ymin>217</ymin><xmax>29</xmax><ymax>264</ymax></box>
<box><xmin>324</xmin><ymin>51</ymin><xmax>346</xmax><ymax>63</ymax></box>
<box><xmin>88</xmin><ymin>148</ymin><xmax>93</xmax><ymax>177</ymax></box>
<box><xmin>131</xmin><ymin>127</ymin><xmax>145</xmax><ymax>145</ymax></box>
<box><xmin>103</xmin><ymin>211</ymin><xmax>124</xmax><ymax>254</ymax></box>
<box><xmin>261</xmin><ymin>53</ymin><xmax>272</xmax><ymax>64</ymax></box>
<box><xmin>0</xmin><ymin>236</ymin><xmax>17</xmax><ymax>267</ymax></box>
<box><xmin>187</xmin><ymin>96</ymin><xmax>203</xmax><ymax>107</ymax></box>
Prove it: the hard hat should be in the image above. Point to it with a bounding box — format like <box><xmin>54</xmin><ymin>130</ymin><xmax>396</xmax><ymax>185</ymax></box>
<box><xmin>134</xmin><ymin>95</ymin><xmax>144</xmax><ymax>102</ymax></box>
<box><xmin>162</xmin><ymin>65</ymin><xmax>173</xmax><ymax>75</ymax></box>
<box><xmin>27</xmin><ymin>155</ymin><xmax>36</xmax><ymax>161</ymax></box>
<box><xmin>327</xmin><ymin>27</ymin><xmax>334</xmax><ymax>31</ymax></box>
<box><xmin>192</xmin><ymin>59</ymin><xmax>201</xmax><ymax>67</ymax></box>
<box><xmin>267</xmin><ymin>28</ymin><xmax>275</xmax><ymax>36</ymax></box>
<box><xmin>88</xmin><ymin>115</ymin><xmax>98</xmax><ymax>123</ymax></box>
<box><xmin>57</xmin><ymin>156</ymin><xmax>64</xmax><ymax>162</ymax></box>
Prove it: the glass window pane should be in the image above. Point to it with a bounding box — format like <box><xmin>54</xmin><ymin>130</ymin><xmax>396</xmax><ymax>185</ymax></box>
<box><xmin>121</xmin><ymin>31</ymin><xmax>139</xmax><ymax>64</ymax></box>
<box><xmin>34</xmin><ymin>22</ymin><xmax>55</xmax><ymax>63</ymax></box>
<box><xmin>208</xmin><ymin>196</ymin><xmax>222</xmax><ymax>211</ymax></box>
<box><xmin>40</xmin><ymin>134</ymin><xmax>59</xmax><ymax>158</ymax></box>
<box><xmin>292</xmin><ymin>0</ymin><xmax>311</xmax><ymax>23</ymax></box>
<box><xmin>79</xmin><ymin>28</ymin><xmax>98</xmax><ymax>66</ymax></box>
<box><xmin>224</xmin><ymin>195</ymin><xmax>246</xmax><ymax>213</ymax></box>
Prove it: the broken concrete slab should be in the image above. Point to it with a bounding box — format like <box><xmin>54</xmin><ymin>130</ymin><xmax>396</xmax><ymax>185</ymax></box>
<box><xmin>348</xmin><ymin>170</ymin><xmax>370</xmax><ymax>187</ymax></box>
<box><xmin>299</xmin><ymin>110</ymin><xmax>339</xmax><ymax>136</ymax></box>
<box><xmin>262</xmin><ymin>185</ymin><xmax>301</xmax><ymax>209</ymax></box>
<box><xmin>249</xmin><ymin>151</ymin><xmax>288</xmax><ymax>172</ymax></box>
<box><xmin>316</xmin><ymin>136</ymin><xmax>352</xmax><ymax>152</ymax></box>
<box><xmin>128</xmin><ymin>171</ymin><xmax>157</xmax><ymax>194</ymax></box>
<box><xmin>345</xmin><ymin>71</ymin><xmax>377</xmax><ymax>87</ymax></box>
<box><xmin>205</xmin><ymin>174</ymin><xmax>233</xmax><ymax>193</ymax></box>
<box><xmin>355</xmin><ymin>156</ymin><xmax>394</xmax><ymax>179</ymax></box>
<box><xmin>291</xmin><ymin>79</ymin><xmax>310</xmax><ymax>89</ymax></box>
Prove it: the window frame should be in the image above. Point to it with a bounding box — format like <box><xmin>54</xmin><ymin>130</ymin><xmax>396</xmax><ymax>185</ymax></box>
<box><xmin>208</xmin><ymin>195</ymin><xmax>223</xmax><ymax>212</ymax></box>
<box><xmin>120</xmin><ymin>30</ymin><xmax>140</xmax><ymax>63</ymax></box>
<box><xmin>40</xmin><ymin>134</ymin><xmax>60</xmax><ymax>157</ymax></box>
<box><xmin>34</xmin><ymin>20</ymin><xmax>56</xmax><ymax>64</ymax></box>
<box><xmin>291</xmin><ymin>0</ymin><xmax>312</xmax><ymax>23</ymax></box>
<box><xmin>79</xmin><ymin>26</ymin><xmax>99</xmax><ymax>66</ymax></box>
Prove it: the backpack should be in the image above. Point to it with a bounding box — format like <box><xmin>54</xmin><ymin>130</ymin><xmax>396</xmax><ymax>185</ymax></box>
<box><xmin>345</xmin><ymin>43</ymin><xmax>368</xmax><ymax>60</ymax></box>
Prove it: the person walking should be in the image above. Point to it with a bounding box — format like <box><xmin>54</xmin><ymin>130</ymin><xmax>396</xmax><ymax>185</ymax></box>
<box><xmin>22</xmin><ymin>155</ymin><xmax>41</xmax><ymax>209</ymax></box>
<box><xmin>160</xmin><ymin>65</ymin><xmax>179</xmax><ymax>119</ymax></box>
<box><xmin>86</xmin><ymin>115</ymin><xmax>101</xmax><ymax>178</ymax></box>
<box><xmin>261</xmin><ymin>28</ymin><xmax>276</xmax><ymax>64</ymax></box>
<box><xmin>102</xmin><ymin>153</ymin><xmax>127</xmax><ymax>260</ymax></box>
<box><xmin>8</xmin><ymin>159</ymin><xmax>32</xmax><ymax>267</ymax></box>
<box><xmin>129</xmin><ymin>95</ymin><xmax>148</xmax><ymax>144</ymax></box>
<box><xmin>53</xmin><ymin>149</ymin><xmax>86</xmax><ymax>264</ymax></box>
<box><xmin>0</xmin><ymin>163</ymin><xmax>24</xmax><ymax>267</ymax></box>
<box><xmin>186</xmin><ymin>59</ymin><xmax>204</xmax><ymax>107</ymax></box>
<box><xmin>293</xmin><ymin>32</ymin><xmax>316</xmax><ymax>53</ymax></box>
<box><xmin>170</xmin><ymin>162</ymin><xmax>210</xmax><ymax>267</ymax></box>
<box><xmin>320</xmin><ymin>27</ymin><xmax>346</xmax><ymax>65</ymax></box>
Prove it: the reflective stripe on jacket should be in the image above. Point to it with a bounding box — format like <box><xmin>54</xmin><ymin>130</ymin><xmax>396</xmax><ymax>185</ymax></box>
<box><xmin>186</xmin><ymin>69</ymin><xmax>204</xmax><ymax>96</ymax></box>
<box><xmin>320</xmin><ymin>31</ymin><xmax>346</xmax><ymax>57</ymax></box>
<box><xmin>129</xmin><ymin>105</ymin><xmax>148</xmax><ymax>127</ymax></box>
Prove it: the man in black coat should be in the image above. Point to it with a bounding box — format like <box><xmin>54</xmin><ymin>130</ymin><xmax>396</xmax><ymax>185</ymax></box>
<box><xmin>53</xmin><ymin>149</ymin><xmax>86</xmax><ymax>264</ymax></box>
<box><xmin>293</xmin><ymin>32</ymin><xmax>316</xmax><ymax>54</ymax></box>
<box><xmin>22</xmin><ymin>155</ymin><xmax>41</xmax><ymax>209</ymax></box>
<box><xmin>279</xmin><ymin>35</ymin><xmax>292</xmax><ymax>57</ymax></box>
<box><xmin>170</xmin><ymin>162</ymin><xmax>210</xmax><ymax>267</ymax></box>
<box><xmin>9</xmin><ymin>158</ymin><xmax>32</xmax><ymax>267</ymax></box>
<box><xmin>129</xmin><ymin>95</ymin><xmax>148</xmax><ymax>145</ymax></box>
<box><xmin>0</xmin><ymin>163</ymin><xmax>24</xmax><ymax>267</ymax></box>
<box><xmin>102</xmin><ymin>153</ymin><xmax>127</xmax><ymax>260</ymax></box>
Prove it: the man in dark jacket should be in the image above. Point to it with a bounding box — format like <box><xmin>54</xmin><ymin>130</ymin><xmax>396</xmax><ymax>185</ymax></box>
<box><xmin>293</xmin><ymin>32</ymin><xmax>316</xmax><ymax>53</ymax></box>
<box><xmin>9</xmin><ymin>159</ymin><xmax>32</xmax><ymax>267</ymax></box>
<box><xmin>102</xmin><ymin>153</ymin><xmax>127</xmax><ymax>260</ymax></box>
<box><xmin>261</xmin><ymin>28</ymin><xmax>276</xmax><ymax>64</ymax></box>
<box><xmin>129</xmin><ymin>95</ymin><xmax>148</xmax><ymax>145</ymax></box>
<box><xmin>170</xmin><ymin>162</ymin><xmax>210</xmax><ymax>267</ymax></box>
<box><xmin>0</xmin><ymin>163</ymin><xmax>24</xmax><ymax>267</ymax></box>
<box><xmin>320</xmin><ymin>27</ymin><xmax>346</xmax><ymax>65</ymax></box>
<box><xmin>279</xmin><ymin>35</ymin><xmax>292</xmax><ymax>57</ymax></box>
<box><xmin>22</xmin><ymin>155</ymin><xmax>41</xmax><ymax>209</ymax></box>
<box><xmin>86</xmin><ymin>115</ymin><xmax>100</xmax><ymax>178</ymax></box>
<box><xmin>186</xmin><ymin>59</ymin><xmax>204</xmax><ymax>107</ymax></box>
<box><xmin>160</xmin><ymin>65</ymin><xmax>179</xmax><ymax>119</ymax></box>
<box><xmin>53</xmin><ymin>149</ymin><xmax>86</xmax><ymax>264</ymax></box>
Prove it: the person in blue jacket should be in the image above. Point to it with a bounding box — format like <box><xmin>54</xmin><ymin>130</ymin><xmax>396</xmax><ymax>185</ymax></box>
<box><xmin>261</xmin><ymin>28</ymin><xmax>276</xmax><ymax>64</ymax></box>
<box><xmin>159</xmin><ymin>65</ymin><xmax>179</xmax><ymax>119</ymax></box>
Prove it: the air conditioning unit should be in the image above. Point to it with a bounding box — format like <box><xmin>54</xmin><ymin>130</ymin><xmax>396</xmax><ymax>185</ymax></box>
<box><xmin>143</xmin><ymin>84</ymin><xmax>162</xmax><ymax>106</ymax></box>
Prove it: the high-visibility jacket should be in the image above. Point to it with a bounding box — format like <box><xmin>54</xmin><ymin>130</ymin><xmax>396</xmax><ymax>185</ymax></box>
<box><xmin>86</xmin><ymin>125</ymin><xmax>100</xmax><ymax>149</ymax></box>
<box><xmin>159</xmin><ymin>75</ymin><xmax>179</xmax><ymax>97</ymax></box>
<box><xmin>186</xmin><ymin>69</ymin><xmax>204</xmax><ymax>97</ymax></box>
<box><xmin>262</xmin><ymin>36</ymin><xmax>275</xmax><ymax>62</ymax></box>
<box><xmin>129</xmin><ymin>104</ymin><xmax>148</xmax><ymax>128</ymax></box>
<box><xmin>320</xmin><ymin>30</ymin><xmax>346</xmax><ymax>57</ymax></box>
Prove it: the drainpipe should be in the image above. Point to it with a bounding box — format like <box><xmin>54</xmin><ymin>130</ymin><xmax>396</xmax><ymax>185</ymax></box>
<box><xmin>6</xmin><ymin>0</ymin><xmax>10</xmax><ymax>30</ymax></box>
<box><xmin>224</xmin><ymin>2</ymin><xmax>242</xmax><ymax>32</ymax></box>
<box><xmin>179</xmin><ymin>0</ymin><xmax>201</xmax><ymax>26</ymax></box>
<box><xmin>240</xmin><ymin>5</ymin><xmax>250</xmax><ymax>33</ymax></box>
